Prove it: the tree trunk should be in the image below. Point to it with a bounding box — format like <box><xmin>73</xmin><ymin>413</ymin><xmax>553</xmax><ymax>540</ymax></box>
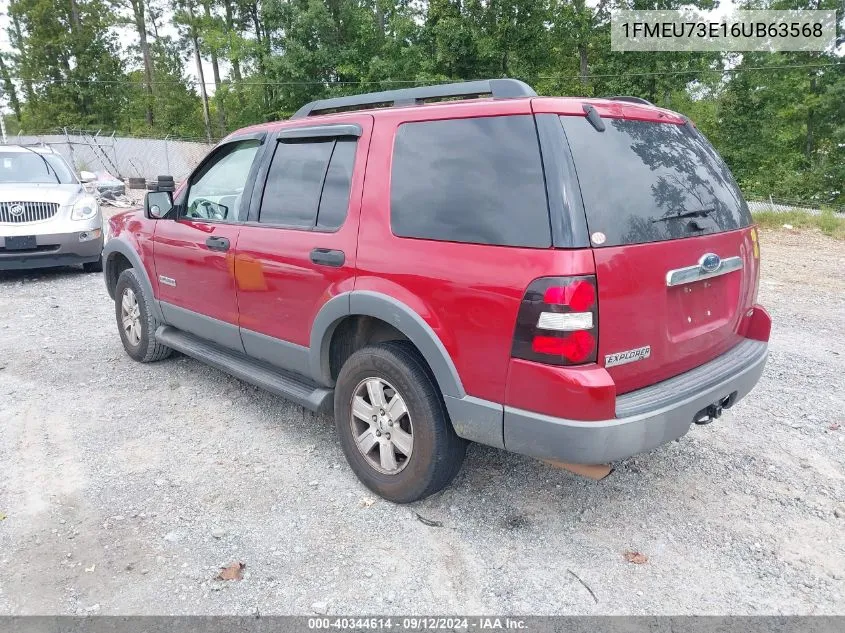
<box><xmin>188</xmin><ymin>4</ymin><xmax>213</xmax><ymax>143</ymax></box>
<box><xmin>0</xmin><ymin>55</ymin><xmax>22</xmax><ymax>122</ymax></box>
<box><xmin>8</xmin><ymin>10</ymin><xmax>34</xmax><ymax>102</ymax></box>
<box><xmin>578</xmin><ymin>45</ymin><xmax>588</xmax><ymax>87</ymax></box>
<box><xmin>250</xmin><ymin>4</ymin><xmax>262</xmax><ymax>46</ymax></box>
<box><xmin>202</xmin><ymin>0</ymin><xmax>226</xmax><ymax>134</ymax></box>
<box><xmin>249</xmin><ymin>3</ymin><xmax>272</xmax><ymax>114</ymax></box>
<box><xmin>69</xmin><ymin>0</ymin><xmax>81</xmax><ymax>30</ymax></box>
<box><xmin>148</xmin><ymin>0</ymin><xmax>161</xmax><ymax>39</ymax></box>
<box><xmin>223</xmin><ymin>0</ymin><xmax>242</xmax><ymax>81</ymax></box>
<box><xmin>805</xmin><ymin>75</ymin><xmax>816</xmax><ymax>161</ymax></box>
<box><xmin>131</xmin><ymin>0</ymin><xmax>155</xmax><ymax>127</ymax></box>
<box><xmin>575</xmin><ymin>0</ymin><xmax>588</xmax><ymax>88</ymax></box>
<box><xmin>376</xmin><ymin>3</ymin><xmax>385</xmax><ymax>34</ymax></box>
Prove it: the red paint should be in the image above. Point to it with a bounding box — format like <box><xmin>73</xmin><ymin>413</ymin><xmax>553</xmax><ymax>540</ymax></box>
<box><xmin>150</xmin><ymin>219</ymin><xmax>242</xmax><ymax>325</ymax></box>
<box><xmin>591</xmin><ymin>227</ymin><xmax>759</xmax><ymax>394</ymax></box>
<box><xmin>113</xmin><ymin>93</ymin><xmax>767</xmax><ymax>423</ymax></box>
<box><xmin>505</xmin><ymin>358</ymin><xmax>616</xmax><ymax>421</ymax></box>
<box><xmin>108</xmin><ymin>209</ymin><xmax>157</xmax><ymax>291</ymax></box>
<box><xmin>742</xmin><ymin>305</ymin><xmax>772</xmax><ymax>342</ymax></box>
<box><xmin>234</xmin><ymin>113</ymin><xmax>373</xmax><ymax>344</ymax></box>
<box><xmin>356</xmin><ymin>99</ymin><xmax>595</xmax><ymax>403</ymax></box>
<box><xmin>531</xmin><ymin>97</ymin><xmax>687</xmax><ymax>124</ymax></box>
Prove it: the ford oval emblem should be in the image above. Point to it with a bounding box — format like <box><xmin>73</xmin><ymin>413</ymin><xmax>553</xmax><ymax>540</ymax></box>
<box><xmin>699</xmin><ymin>253</ymin><xmax>721</xmax><ymax>274</ymax></box>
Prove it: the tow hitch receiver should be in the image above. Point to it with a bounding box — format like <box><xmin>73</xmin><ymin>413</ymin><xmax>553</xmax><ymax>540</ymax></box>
<box><xmin>694</xmin><ymin>393</ymin><xmax>737</xmax><ymax>425</ymax></box>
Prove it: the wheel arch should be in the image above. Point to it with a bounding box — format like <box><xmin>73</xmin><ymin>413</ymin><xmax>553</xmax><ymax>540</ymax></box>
<box><xmin>309</xmin><ymin>291</ymin><xmax>466</xmax><ymax>400</ymax></box>
<box><xmin>102</xmin><ymin>238</ymin><xmax>163</xmax><ymax>322</ymax></box>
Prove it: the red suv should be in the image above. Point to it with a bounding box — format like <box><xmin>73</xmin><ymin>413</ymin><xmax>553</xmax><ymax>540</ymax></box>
<box><xmin>103</xmin><ymin>79</ymin><xmax>771</xmax><ymax>502</ymax></box>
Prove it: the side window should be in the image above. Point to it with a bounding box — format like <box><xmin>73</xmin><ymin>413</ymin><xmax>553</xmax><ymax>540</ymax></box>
<box><xmin>185</xmin><ymin>139</ymin><xmax>260</xmax><ymax>221</ymax></box>
<box><xmin>259</xmin><ymin>138</ymin><xmax>357</xmax><ymax>229</ymax></box>
<box><xmin>317</xmin><ymin>140</ymin><xmax>356</xmax><ymax>230</ymax></box>
<box><xmin>390</xmin><ymin>115</ymin><xmax>551</xmax><ymax>248</ymax></box>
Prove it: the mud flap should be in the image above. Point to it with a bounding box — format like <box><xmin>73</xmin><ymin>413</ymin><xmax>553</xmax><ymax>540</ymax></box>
<box><xmin>542</xmin><ymin>460</ymin><xmax>614</xmax><ymax>480</ymax></box>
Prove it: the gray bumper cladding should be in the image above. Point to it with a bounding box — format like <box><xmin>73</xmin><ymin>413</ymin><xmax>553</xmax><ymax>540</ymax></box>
<box><xmin>0</xmin><ymin>231</ymin><xmax>103</xmax><ymax>270</ymax></box>
<box><xmin>503</xmin><ymin>339</ymin><xmax>769</xmax><ymax>465</ymax></box>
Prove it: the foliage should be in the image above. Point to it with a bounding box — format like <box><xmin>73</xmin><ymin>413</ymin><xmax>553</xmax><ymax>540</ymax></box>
<box><xmin>753</xmin><ymin>209</ymin><xmax>845</xmax><ymax>239</ymax></box>
<box><xmin>3</xmin><ymin>0</ymin><xmax>844</xmax><ymax>203</ymax></box>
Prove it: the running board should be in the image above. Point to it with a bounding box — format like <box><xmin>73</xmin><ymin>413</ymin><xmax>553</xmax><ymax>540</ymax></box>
<box><xmin>155</xmin><ymin>326</ymin><xmax>333</xmax><ymax>414</ymax></box>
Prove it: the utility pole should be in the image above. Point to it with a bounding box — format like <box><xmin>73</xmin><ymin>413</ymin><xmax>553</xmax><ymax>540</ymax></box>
<box><xmin>194</xmin><ymin>41</ymin><xmax>213</xmax><ymax>144</ymax></box>
<box><xmin>188</xmin><ymin>2</ymin><xmax>213</xmax><ymax>144</ymax></box>
<box><xmin>0</xmin><ymin>86</ymin><xmax>6</xmax><ymax>144</ymax></box>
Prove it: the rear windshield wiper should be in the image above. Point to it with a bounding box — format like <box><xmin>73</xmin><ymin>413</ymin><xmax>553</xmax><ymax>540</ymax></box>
<box><xmin>652</xmin><ymin>207</ymin><xmax>715</xmax><ymax>223</ymax></box>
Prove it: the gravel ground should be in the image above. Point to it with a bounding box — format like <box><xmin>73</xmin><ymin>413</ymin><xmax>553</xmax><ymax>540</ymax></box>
<box><xmin>0</xmin><ymin>227</ymin><xmax>843</xmax><ymax>616</ymax></box>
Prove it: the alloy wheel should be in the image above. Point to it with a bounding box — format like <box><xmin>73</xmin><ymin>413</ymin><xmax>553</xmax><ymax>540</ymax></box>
<box><xmin>350</xmin><ymin>377</ymin><xmax>414</xmax><ymax>474</ymax></box>
<box><xmin>121</xmin><ymin>287</ymin><xmax>142</xmax><ymax>346</ymax></box>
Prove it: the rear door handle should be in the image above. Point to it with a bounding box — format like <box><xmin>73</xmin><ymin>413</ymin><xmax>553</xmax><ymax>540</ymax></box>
<box><xmin>310</xmin><ymin>248</ymin><xmax>345</xmax><ymax>267</ymax></box>
<box><xmin>205</xmin><ymin>236</ymin><xmax>230</xmax><ymax>252</ymax></box>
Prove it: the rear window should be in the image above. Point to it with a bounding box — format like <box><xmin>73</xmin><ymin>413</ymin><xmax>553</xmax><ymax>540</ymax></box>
<box><xmin>390</xmin><ymin>115</ymin><xmax>551</xmax><ymax>248</ymax></box>
<box><xmin>560</xmin><ymin>116</ymin><xmax>751</xmax><ymax>247</ymax></box>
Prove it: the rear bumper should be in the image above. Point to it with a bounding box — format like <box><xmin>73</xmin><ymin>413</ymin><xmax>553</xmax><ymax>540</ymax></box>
<box><xmin>0</xmin><ymin>231</ymin><xmax>103</xmax><ymax>270</ymax></box>
<box><xmin>503</xmin><ymin>338</ymin><xmax>769</xmax><ymax>464</ymax></box>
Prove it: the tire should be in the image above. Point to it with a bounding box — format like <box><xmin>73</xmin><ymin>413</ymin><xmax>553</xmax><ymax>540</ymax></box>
<box><xmin>128</xmin><ymin>177</ymin><xmax>146</xmax><ymax>189</ymax></box>
<box><xmin>146</xmin><ymin>181</ymin><xmax>159</xmax><ymax>192</ymax></box>
<box><xmin>82</xmin><ymin>258</ymin><xmax>103</xmax><ymax>273</ymax></box>
<box><xmin>114</xmin><ymin>268</ymin><xmax>172</xmax><ymax>363</ymax></box>
<box><xmin>333</xmin><ymin>341</ymin><xmax>466</xmax><ymax>503</ymax></box>
<box><xmin>157</xmin><ymin>175</ymin><xmax>174</xmax><ymax>182</ymax></box>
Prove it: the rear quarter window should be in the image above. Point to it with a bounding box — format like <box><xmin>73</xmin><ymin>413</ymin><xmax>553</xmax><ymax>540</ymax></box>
<box><xmin>390</xmin><ymin>115</ymin><xmax>551</xmax><ymax>248</ymax></box>
<box><xmin>560</xmin><ymin>116</ymin><xmax>751</xmax><ymax>247</ymax></box>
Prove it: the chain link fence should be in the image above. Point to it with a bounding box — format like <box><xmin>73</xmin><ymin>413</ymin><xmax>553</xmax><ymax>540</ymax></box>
<box><xmin>6</xmin><ymin>129</ymin><xmax>843</xmax><ymax>219</ymax></box>
<box><xmin>747</xmin><ymin>197</ymin><xmax>845</xmax><ymax>216</ymax></box>
<box><xmin>9</xmin><ymin>129</ymin><xmax>215</xmax><ymax>183</ymax></box>
<box><xmin>5</xmin><ymin>129</ymin><xmax>215</xmax><ymax>210</ymax></box>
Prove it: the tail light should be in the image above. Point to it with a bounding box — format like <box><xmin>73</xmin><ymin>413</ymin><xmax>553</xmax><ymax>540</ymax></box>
<box><xmin>511</xmin><ymin>276</ymin><xmax>598</xmax><ymax>366</ymax></box>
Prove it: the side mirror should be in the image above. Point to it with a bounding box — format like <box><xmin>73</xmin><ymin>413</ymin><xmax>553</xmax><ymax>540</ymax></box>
<box><xmin>79</xmin><ymin>170</ymin><xmax>96</xmax><ymax>183</ymax></box>
<box><xmin>145</xmin><ymin>191</ymin><xmax>174</xmax><ymax>219</ymax></box>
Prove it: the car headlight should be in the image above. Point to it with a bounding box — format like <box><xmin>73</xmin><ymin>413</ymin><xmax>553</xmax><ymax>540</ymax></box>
<box><xmin>71</xmin><ymin>195</ymin><xmax>99</xmax><ymax>221</ymax></box>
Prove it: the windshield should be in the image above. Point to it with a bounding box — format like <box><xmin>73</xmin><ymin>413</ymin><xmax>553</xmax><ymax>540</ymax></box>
<box><xmin>0</xmin><ymin>151</ymin><xmax>76</xmax><ymax>184</ymax></box>
<box><xmin>560</xmin><ymin>116</ymin><xmax>751</xmax><ymax>247</ymax></box>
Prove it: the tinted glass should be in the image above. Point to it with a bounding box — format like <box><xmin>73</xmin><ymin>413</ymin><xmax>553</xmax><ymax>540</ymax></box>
<box><xmin>260</xmin><ymin>141</ymin><xmax>334</xmax><ymax>226</ymax></box>
<box><xmin>186</xmin><ymin>140</ymin><xmax>259</xmax><ymax>221</ymax></box>
<box><xmin>316</xmin><ymin>139</ymin><xmax>356</xmax><ymax>230</ymax></box>
<box><xmin>391</xmin><ymin>115</ymin><xmax>551</xmax><ymax>248</ymax></box>
<box><xmin>560</xmin><ymin>116</ymin><xmax>751</xmax><ymax>247</ymax></box>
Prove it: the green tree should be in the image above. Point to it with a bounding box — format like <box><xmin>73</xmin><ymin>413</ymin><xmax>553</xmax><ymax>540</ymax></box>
<box><xmin>8</xmin><ymin>0</ymin><xmax>126</xmax><ymax>130</ymax></box>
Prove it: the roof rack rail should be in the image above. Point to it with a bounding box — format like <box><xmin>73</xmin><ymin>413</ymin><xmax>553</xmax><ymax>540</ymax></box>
<box><xmin>291</xmin><ymin>78</ymin><xmax>537</xmax><ymax>119</ymax></box>
<box><xmin>604</xmin><ymin>95</ymin><xmax>654</xmax><ymax>106</ymax></box>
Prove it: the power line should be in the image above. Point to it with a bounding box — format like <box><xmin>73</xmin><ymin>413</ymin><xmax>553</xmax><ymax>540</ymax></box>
<box><xmin>4</xmin><ymin>62</ymin><xmax>844</xmax><ymax>87</ymax></box>
<box><xmin>551</xmin><ymin>61</ymin><xmax>845</xmax><ymax>78</ymax></box>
